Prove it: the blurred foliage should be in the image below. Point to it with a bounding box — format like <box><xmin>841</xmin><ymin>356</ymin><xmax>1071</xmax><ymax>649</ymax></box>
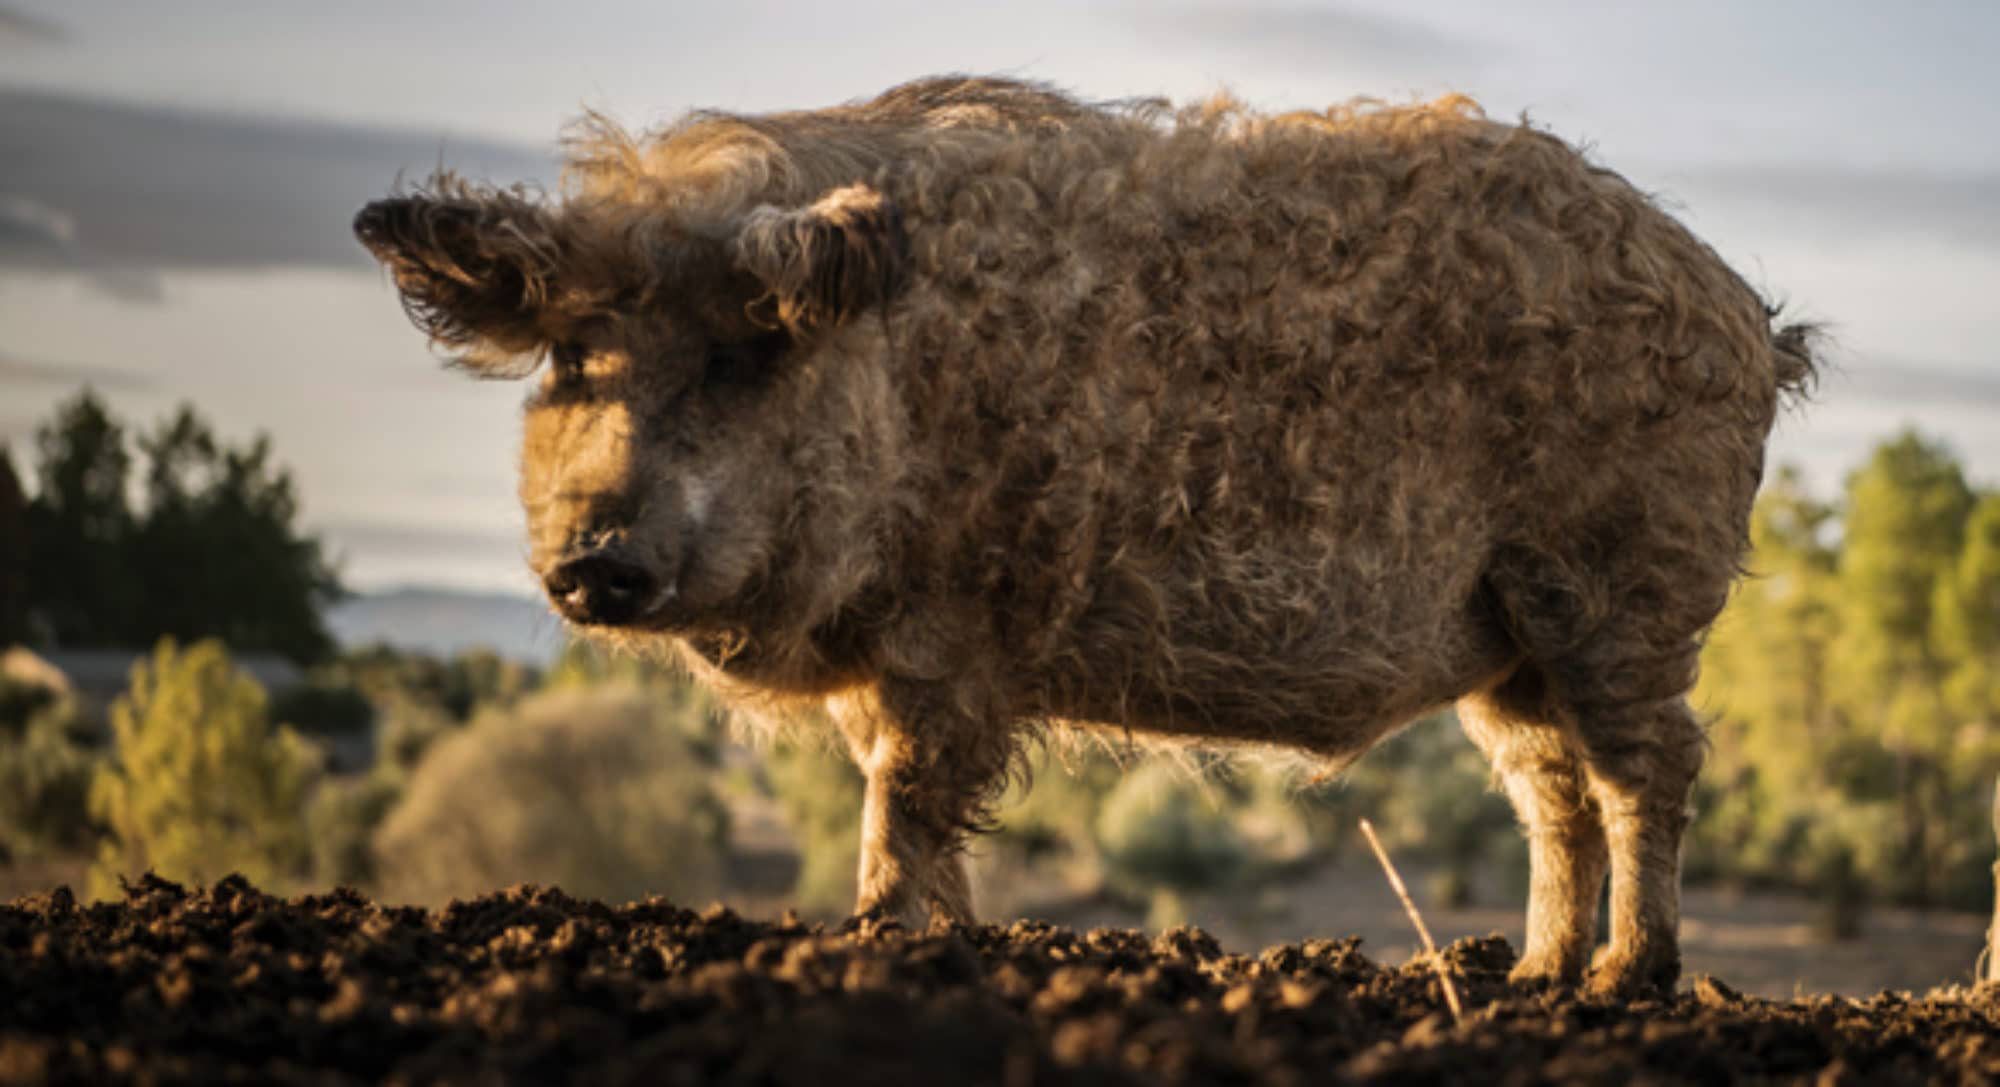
<box><xmin>0</xmin><ymin>446</ymin><xmax>27</xmax><ymax>644</ymax></box>
<box><xmin>1094</xmin><ymin>760</ymin><xmax>1250</xmax><ymax>927</ymax></box>
<box><xmin>761</xmin><ymin>736</ymin><xmax>865</xmax><ymax>914</ymax></box>
<box><xmin>307</xmin><ymin>768</ymin><xmax>403</xmax><ymax>888</ymax></box>
<box><xmin>543</xmin><ymin>638</ymin><xmax>680</xmax><ymax>691</ymax></box>
<box><xmin>987</xmin><ymin>720</ymin><xmax>1516</xmax><ymax>924</ymax></box>
<box><xmin>269</xmin><ymin>682</ymin><xmax>376</xmax><ymax>737</ymax></box>
<box><xmin>290</xmin><ymin>643</ymin><xmax>587</xmax><ymax>891</ymax></box>
<box><xmin>371</xmin><ymin>683</ymin><xmax>729</xmax><ymax>907</ymax></box>
<box><xmin>0</xmin><ymin>678</ymin><xmax>99</xmax><ymax>863</ymax></box>
<box><xmin>326</xmin><ymin>644</ymin><xmax>538</xmax><ymax>723</ymax></box>
<box><xmin>15</xmin><ymin>391</ymin><xmax>341</xmax><ymax>663</ymax></box>
<box><xmin>1696</xmin><ymin>430</ymin><xmax>2000</xmax><ymax>916</ymax></box>
<box><xmin>1341</xmin><ymin>717</ymin><xmax>1523</xmax><ymax>908</ymax></box>
<box><xmin>87</xmin><ymin>639</ymin><xmax>318</xmax><ymax>898</ymax></box>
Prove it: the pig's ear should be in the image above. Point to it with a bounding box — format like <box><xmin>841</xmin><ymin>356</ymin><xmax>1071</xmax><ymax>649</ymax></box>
<box><xmin>729</xmin><ymin>183</ymin><xmax>906</xmax><ymax>336</ymax></box>
<box><xmin>353</xmin><ymin>185</ymin><xmax>563</xmax><ymax>368</ymax></box>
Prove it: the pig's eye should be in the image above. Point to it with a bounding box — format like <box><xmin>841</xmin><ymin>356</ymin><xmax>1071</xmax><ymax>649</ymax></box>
<box><xmin>549</xmin><ymin>342</ymin><xmax>586</xmax><ymax>383</ymax></box>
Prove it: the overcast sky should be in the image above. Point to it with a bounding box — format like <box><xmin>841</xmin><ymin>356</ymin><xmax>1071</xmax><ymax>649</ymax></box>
<box><xmin>2</xmin><ymin>0</ymin><xmax>1997</xmax><ymax>593</ymax></box>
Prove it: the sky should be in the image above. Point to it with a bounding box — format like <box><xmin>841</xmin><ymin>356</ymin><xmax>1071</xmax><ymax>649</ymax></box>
<box><xmin>2</xmin><ymin>0</ymin><xmax>1997</xmax><ymax>594</ymax></box>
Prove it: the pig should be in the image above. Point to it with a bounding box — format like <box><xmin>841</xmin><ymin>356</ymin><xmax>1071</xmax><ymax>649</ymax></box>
<box><xmin>354</xmin><ymin>76</ymin><xmax>1814</xmax><ymax>995</ymax></box>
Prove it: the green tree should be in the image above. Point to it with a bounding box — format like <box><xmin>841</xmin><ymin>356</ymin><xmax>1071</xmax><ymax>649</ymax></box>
<box><xmin>1693</xmin><ymin>466</ymin><xmax>1846</xmax><ymax>889</ymax></box>
<box><xmin>87</xmin><ymin>639</ymin><xmax>318</xmax><ymax>898</ymax></box>
<box><xmin>0</xmin><ymin>446</ymin><xmax>26</xmax><ymax>643</ymax></box>
<box><xmin>24</xmin><ymin>390</ymin><xmax>138</xmax><ymax>646</ymax></box>
<box><xmin>1935</xmin><ymin>494</ymin><xmax>2000</xmax><ymax>723</ymax></box>
<box><xmin>1830</xmin><ymin>432</ymin><xmax>1976</xmax><ymax>905</ymax></box>
<box><xmin>1693</xmin><ymin>434</ymin><xmax>2000</xmax><ymax>913</ymax></box>
<box><xmin>19</xmin><ymin>392</ymin><xmax>341</xmax><ymax>662</ymax></box>
<box><xmin>128</xmin><ymin>407</ymin><xmax>342</xmax><ymax>662</ymax></box>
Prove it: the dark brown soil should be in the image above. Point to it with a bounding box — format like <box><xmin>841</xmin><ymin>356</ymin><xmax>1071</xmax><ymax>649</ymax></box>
<box><xmin>5</xmin><ymin>875</ymin><xmax>1999</xmax><ymax>1085</ymax></box>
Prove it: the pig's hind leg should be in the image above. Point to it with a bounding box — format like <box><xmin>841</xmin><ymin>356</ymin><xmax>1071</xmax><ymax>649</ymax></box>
<box><xmin>1532</xmin><ymin>616</ymin><xmax>1706</xmax><ymax>995</ymax></box>
<box><xmin>1565</xmin><ymin>671</ymin><xmax>1705</xmax><ymax>997</ymax></box>
<box><xmin>1480</xmin><ymin>546</ymin><xmax>1713</xmax><ymax>995</ymax></box>
<box><xmin>1459</xmin><ymin>664</ymin><xmax>1608</xmax><ymax>986</ymax></box>
<box><xmin>829</xmin><ymin>677</ymin><xmax>1019</xmax><ymax>928</ymax></box>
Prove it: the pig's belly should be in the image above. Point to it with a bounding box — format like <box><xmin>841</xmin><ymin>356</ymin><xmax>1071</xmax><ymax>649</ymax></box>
<box><xmin>1028</xmin><ymin>568</ymin><xmax>1518</xmax><ymax>760</ymax></box>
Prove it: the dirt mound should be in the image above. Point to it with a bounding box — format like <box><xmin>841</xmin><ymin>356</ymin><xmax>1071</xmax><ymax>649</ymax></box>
<box><xmin>4</xmin><ymin>876</ymin><xmax>1999</xmax><ymax>1085</ymax></box>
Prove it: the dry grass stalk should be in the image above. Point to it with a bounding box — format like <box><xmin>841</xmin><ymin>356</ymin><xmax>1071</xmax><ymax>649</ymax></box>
<box><xmin>1359</xmin><ymin>817</ymin><xmax>1465</xmax><ymax>1023</ymax></box>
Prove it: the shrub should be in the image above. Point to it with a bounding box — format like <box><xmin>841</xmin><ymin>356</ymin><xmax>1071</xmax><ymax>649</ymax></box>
<box><xmin>989</xmin><ymin>745</ymin><xmax>1128</xmax><ymax>881</ymax></box>
<box><xmin>372</xmin><ymin>683</ymin><xmax>729</xmax><ymax>907</ymax></box>
<box><xmin>0</xmin><ymin>690</ymin><xmax>98</xmax><ymax>862</ymax></box>
<box><xmin>270</xmin><ymin>682</ymin><xmax>375</xmax><ymax>736</ymax></box>
<box><xmin>375</xmin><ymin>694</ymin><xmax>461</xmax><ymax>774</ymax></box>
<box><xmin>1094</xmin><ymin>760</ymin><xmax>1250</xmax><ymax>926</ymax></box>
<box><xmin>307</xmin><ymin>768</ymin><xmax>403</xmax><ymax>888</ymax></box>
<box><xmin>761</xmin><ymin>737</ymin><xmax>865</xmax><ymax>914</ymax></box>
<box><xmin>87</xmin><ymin>639</ymin><xmax>318</xmax><ymax>898</ymax></box>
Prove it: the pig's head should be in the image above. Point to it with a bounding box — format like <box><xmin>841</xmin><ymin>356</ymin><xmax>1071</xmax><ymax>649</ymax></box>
<box><xmin>354</xmin><ymin>178</ymin><xmax>906</xmax><ymax>646</ymax></box>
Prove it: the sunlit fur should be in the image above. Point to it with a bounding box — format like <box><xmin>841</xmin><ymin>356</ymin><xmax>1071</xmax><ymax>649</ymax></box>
<box><xmin>356</xmin><ymin>76</ymin><xmax>1815</xmax><ymax>995</ymax></box>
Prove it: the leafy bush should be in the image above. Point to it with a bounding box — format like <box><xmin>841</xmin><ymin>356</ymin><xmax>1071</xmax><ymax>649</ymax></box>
<box><xmin>375</xmin><ymin>694</ymin><xmax>461</xmax><ymax>775</ymax></box>
<box><xmin>87</xmin><ymin>639</ymin><xmax>318</xmax><ymax>898</ymax></box>
<box><xmin>0</xmin><ymin>686</ymin><xmax>98</xmax><ymax>862</ymax></box>
<box><xmin>270</xmin><ymin>682</ymin><xmax>375</xmax><ymax>736</ymax></box>
<box><xmin>335</xmin><ymin>645</ymin><xmax>537</xmax><ymax>723</ymax></box>
<box><xmin>761</xmin><ymin>737</ymin><xmax>865</xmax><ymax>914</ymax></box>
<box><xmin>372</xmin><ymin>684</ymin><xmax>729</xmax><ymax>907</ymax></box>
<box><xmin>0</xmin><ymin>674</ymin><xmax>60</xmax><ymax>738</ymax></box>
<box><xmin>989</xmin><ymin>746</ymin><xmax>1128</xmax><ymax>880</ymax></box>
<box><xmin>307</xmin><ymin>768</ymin><xmax>404</xmax><ymax>888</ymax></box>
<box><xmin>1094</xmin><ymin>760</ymin><xmax>1251</xmax><ymax>927</ymax></box>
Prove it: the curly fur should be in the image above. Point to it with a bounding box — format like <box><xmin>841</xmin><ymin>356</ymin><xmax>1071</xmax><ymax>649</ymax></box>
<box><xmin>357</xmin><ymin>76</ymin><xmax>1816</xmax><ymax>991</ymax></box>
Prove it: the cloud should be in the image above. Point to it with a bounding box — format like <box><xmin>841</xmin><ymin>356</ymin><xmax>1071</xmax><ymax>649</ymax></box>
<box><xmin>0</xmin><ymin>87</ymin><xmax>556</xmax><ymax>292</ymax></box>
<box><xmin>1836</xmin><ymin>357</ymin><xmax>2000</xmax><ymax>409</ymax></box>
<box><xmin>1663</xmin><ymin>164</ymin><xmax>2000</xmax><ymax>253</ymax></box>
<box><xmin>0</xmin><ymin>194</ymin><xmax>74</xmax><ymax>247</ymax></box>
<box><xmin>1129</xmin><ymin>3</ymin><xmax>1489</xmax><ymax>80</ymax></box>
<box><xmin>0</xmin><ymin>5</ymin><xmax>65</xmax><ymax>45</ymax></box>
<box><xmin>0</xmin><ymin>349</ymin><xmax>153</xmax><ymax>390</ymax></box>
<box><xmin>0</xmin><ymin>193</ymin><xmax>163</xmax><ymax>299</ymax></box>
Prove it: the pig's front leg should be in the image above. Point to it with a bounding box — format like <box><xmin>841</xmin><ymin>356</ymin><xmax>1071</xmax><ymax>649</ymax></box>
<box><xmin>829</xmin><ymin>677</ymin><xmax>1018</xmax><ymax>928</ymax></box>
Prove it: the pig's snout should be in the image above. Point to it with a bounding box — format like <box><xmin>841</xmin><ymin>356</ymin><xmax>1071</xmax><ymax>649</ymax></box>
<box><xmin>544</xmin><ymin>549</ymin><xmax>657</xmax><ymax>626</ymax></box>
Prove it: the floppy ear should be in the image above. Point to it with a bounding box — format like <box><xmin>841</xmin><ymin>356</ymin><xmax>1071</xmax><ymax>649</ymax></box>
<box><xmin>353</xmin><ymin>184</ymin><xmax>563</xmax><ymax>365</ymax></box>
<box><xmin>729</xmin><ymin>183</ymin><xmax>906</xmax><ymax>336</ymax></box>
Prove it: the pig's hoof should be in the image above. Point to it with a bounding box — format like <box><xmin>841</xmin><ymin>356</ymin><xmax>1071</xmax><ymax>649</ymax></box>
<box><xmin>1582</xmin><ymin>950</ymin><xmax>1678</xmax><ymax>998</ymax></box>
<box><xmin>1506</xmin><ymin>955</ymin><xmax>1584</xmax><ymax>990</ymax></box>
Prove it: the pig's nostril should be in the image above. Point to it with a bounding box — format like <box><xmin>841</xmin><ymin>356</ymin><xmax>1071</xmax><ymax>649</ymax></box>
<box><xmin>602</xmin><ymin>566</ymin><xmax>648</xmax><ymax>599</ymax></box>
<box><xmin>544</xmin><ymin>567</ymin><xmax>581</xmax><ymax>596</ymax></box>
<box><xmin>544</xmin><ymin>555</ymin><xmax>656</xmax><ymax>624</ymax></box>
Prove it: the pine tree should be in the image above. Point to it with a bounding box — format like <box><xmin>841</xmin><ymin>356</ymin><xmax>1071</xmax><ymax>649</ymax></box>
<box><xmin>0</xmin><ymin>446</ymin><xmax>26</xmax><ymax>643</ymax></box>
<box><xmin>24</xmin><ymin>390</ymin><xmax>137</xmax><ymax>646</ymax></box>
<box><xmin>19</xmin><ymin>392</ymin><xmax>342</xmax><ymax>662</ymax></box>
<box><xmin>1935</xmin><ymin>494</ymin><xmax>2000</xmax><ymax>723</ymax></box>
<box><xmin>1830</xmin><ymin>432</ymin><xmax>1976</xmax><ymax>904</ymax></box>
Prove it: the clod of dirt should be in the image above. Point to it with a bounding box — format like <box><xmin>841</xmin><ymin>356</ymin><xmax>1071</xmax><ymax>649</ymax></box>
<box><xmin>5</xmin><ymin>875</ymin><xmax>2000</xmax><ymax>1085</ymax></box>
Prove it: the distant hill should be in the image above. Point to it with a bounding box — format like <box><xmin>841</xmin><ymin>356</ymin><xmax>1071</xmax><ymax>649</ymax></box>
<box><xmin>327</xmin><ymin>588</ymin><xmax>567</xmax><ymax>664</ymax></box>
